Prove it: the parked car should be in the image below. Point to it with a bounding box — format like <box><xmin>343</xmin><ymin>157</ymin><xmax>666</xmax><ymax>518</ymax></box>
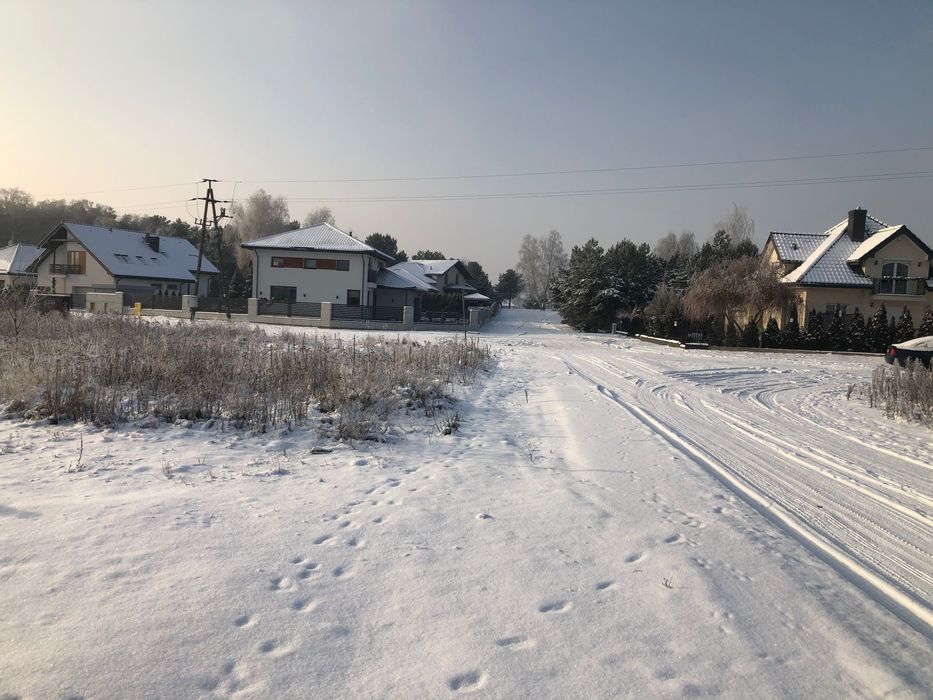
<box><xmin>884</xmin><ymin>336</ymin><xmax>933</xmax><ymax>368</ymax></box>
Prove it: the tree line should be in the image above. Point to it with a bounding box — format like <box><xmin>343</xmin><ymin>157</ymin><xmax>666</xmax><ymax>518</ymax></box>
<box><xmin>0</xmin><ymin>187</ymin><xmax>502</xmax><ymax>301</ymax></box>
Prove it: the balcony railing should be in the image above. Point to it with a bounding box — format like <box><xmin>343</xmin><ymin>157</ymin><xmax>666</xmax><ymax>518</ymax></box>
<box><xmin>49</xmin><ymin>264</ymin><xmax>82</xmax><ymax>275</ymax></box>
<box><xmin>872</xmin><ymin>277</ymin><xmax>929</xmax><ymax>296</ymax></box>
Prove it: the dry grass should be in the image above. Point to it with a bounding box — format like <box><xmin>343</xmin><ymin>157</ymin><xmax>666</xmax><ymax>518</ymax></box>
<box><xmin>869</xmin><ymin>362</ymin><xmax>933</xmax><ymax>427</ymax></box>
<box><xmin>0</xmin><ymin>308</ymin><xmax>490</xmax><ymax>436</ymax></box>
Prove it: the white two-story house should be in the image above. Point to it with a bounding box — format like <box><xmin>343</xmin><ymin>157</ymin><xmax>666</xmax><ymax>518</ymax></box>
<box><xmin>241</xmin><ymin>223</ymin><xmax>395</xmax><ymax>305</ymax></box>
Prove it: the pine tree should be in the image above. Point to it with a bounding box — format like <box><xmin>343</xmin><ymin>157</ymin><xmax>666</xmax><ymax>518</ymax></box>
<box><xmin>781</xmin><ymin>308</ymin><xmax>801</xmax><ymax>349</ymax></box>
<box><xmin>919</xmin><ymin>308</ymin><xmax>933</xmax><ymax>337</ymax></box>
<box><xmin>803</xmin><ymin>309</ymin><xmax>826</xmax><ymax>350</ymax></box>
<box><xmin>826</xmin><ymin>314</ymin><xmax>846</xmax><ymax>351</ymax></box>
<box><xmin>895</xmin><ymin>308</ymin><xmax>915</xmax><ymax>342</ymax></box>
<box><xmin>846</xmin><ymin>308</ymin><xmax>866</xmax><ymax>351</ymax></box>
<box><xmin>760</xmin><ymin>317</ymin><xmax>781</xmax><ymax>348</ymax></box>
<box><xmin>868</xmin><ymin>305</ymin><xmax>890</xmax><ymax>352</ymax></box>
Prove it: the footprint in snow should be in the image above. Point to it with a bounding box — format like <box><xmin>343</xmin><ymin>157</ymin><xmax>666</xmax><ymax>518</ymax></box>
<box><xmin>538</xmin><ymin>600</ymin><xmax>571</xmax><ymax>614</ymax></box>
<box><xmin>595</xmin><ymin>580</ymin><xmax>617</xmax><ymax>591</ymax></box>
<box><xmin>664</xmin><ymin>533</ymin><xmax>684</xmax><ymax>545</ymax></box>
<box><xmin>269</xmin><ymin>576</ymin><xmax>293</xmax><ymax>591</ymax></box>
<box><xmin>448</xmin><ymin>670</ymin><xmax>487</xmax><ymax>692</ymax></box>
<box><xmin>625</xmin><ymin>552</ymin><xmax>645</xmax><ymax>564</ymax></box>
<box><xmin>291</xmin><ymin>597</ymin><xmax>316</xmax><ymax>613</ymax></box>
<box><xmin>313</xmin><ymin>534</ymin><xmax>333</xmax><ymax>545</ymax></box>
<box><xmin>257</xmin><ymin>639</ymin><xmax>295</xmax><ymax>658</ymax></box>
<box><xmin>232</xmin><ymin>614</ymin><xmax>254</xmax><ymax>628</ymax></box>
<box><xmin>496</xmin><ymin>635</ymin><xmax>536</xmax><ymax>650</ymax></box>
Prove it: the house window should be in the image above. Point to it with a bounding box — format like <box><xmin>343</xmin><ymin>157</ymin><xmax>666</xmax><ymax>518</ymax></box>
<box><xmin>299</xmin><ymin>258</ymin><xmax>349</xmax><ymax>271</ymax></box>
<box><xmin>879</xmin><ymin>261</ymin><xmax>910</xmax><ymax>294</ymax></box>
<box><xmin>825</xmin><ymin>304</ymin><xmax>847</xmax><ymax>317</ymax></box>
<box><xmin>114</xmin><ymin>254</ymin><xmax>130</xmax><ymax>264</ymax></box>
<box><xmin>67</xmin><ymin>250</ymin><xmax>86</xmax><ymax>274</ymax></box>
<box><xmin>271</xmin><ymin>257</ymin><xmax>284</xmax><ymax>267</ymax></box>
<box><xmin>269</xmin><ymin>285</ymin><xmax>297</xmax><ymax>302</ymax></box>
<box><xmin>271</xmin><ymin>256</ymin><xmax>303</xmax><ymax>268</ymax></box>
<box><xmin>347</xmin><ymin>289</ymin><xmax>361</xmax><ymax>306</ymax></box>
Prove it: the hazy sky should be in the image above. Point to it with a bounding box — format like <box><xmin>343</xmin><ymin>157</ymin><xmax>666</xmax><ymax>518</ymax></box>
<box><xmin>2</xmin><ymin>1</ymin><xmax>932</xmax><ymax>276</ymax></box>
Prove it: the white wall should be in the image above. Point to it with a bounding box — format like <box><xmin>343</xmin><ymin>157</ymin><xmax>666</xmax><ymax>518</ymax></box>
<box><xmin>252</xmin><ymin>249</ymin><xmax>375</xmax><ymax>304</ymax></box>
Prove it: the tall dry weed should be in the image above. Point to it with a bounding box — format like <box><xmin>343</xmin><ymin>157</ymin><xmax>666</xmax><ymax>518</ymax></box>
<box><xmin>0</xmin><ymin>309</ymin><xmax>490</xmax><ymax>434</ymax></box>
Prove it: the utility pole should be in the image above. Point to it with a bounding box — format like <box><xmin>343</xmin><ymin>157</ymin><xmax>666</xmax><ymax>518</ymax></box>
<box><xmin>191</xmin><ymin>179</ymin><xmax>232</xmax><ymax>319</ymax></box>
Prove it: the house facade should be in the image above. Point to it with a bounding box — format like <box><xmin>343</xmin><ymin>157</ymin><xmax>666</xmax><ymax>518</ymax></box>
<box><xmin>31</xmin><ymin>223</ymin><xmax>218</xmax><ymax>297</ymax></box>
<box><xmin>241</xmin><ymin>223</ymin><xmax>395</xmax><ymax>305</ymax></box>
<box><xmin>764</xmin><ymin>209</ymin><xmax>932</xmax><ymax>326</ymax></box>
<box><xmin>242</xmin><ymin>225</ymin><xmax>481</xmax><ymax>313</ymax></box>
<box><xmin>0</xmin><ymin>243</ymin><xmax>41</xmax><ymax>289</ymax></box>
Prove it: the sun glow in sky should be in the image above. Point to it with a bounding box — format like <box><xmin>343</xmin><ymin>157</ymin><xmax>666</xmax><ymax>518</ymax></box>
<box><xmin>2</xmin><ymin>0</ymin><xmax>932</xmax><ymax>274</ymax></box>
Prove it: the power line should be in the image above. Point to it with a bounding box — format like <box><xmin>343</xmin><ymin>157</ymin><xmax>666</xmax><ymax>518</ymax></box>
<box><xmin>278</xmin><ymin>170</ymin><xmax>933</xmax><ymax>204</ymax></box>
<box><xmin>37</xmin><ymin>181</ymin><xmax>199</xmax><ymax>199</ymax></box>
<box><xmin>100</xmin><ymin>168</ymin><xmax>933</xmax><ymax>212</ymax></box>
<box><xmin>225</xmin><ymin>146</ymin><xmax>933</xmax><ymax>185</ymax></box>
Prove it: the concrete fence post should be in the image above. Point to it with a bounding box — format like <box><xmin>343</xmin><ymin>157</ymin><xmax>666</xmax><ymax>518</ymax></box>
<box><xmin>469</xmin><ymin>307</ymin><xmax>481</xmax><ymax>332</ymax></box>
<box><xmin>320</xmin><ymin>301</ymin><xmax>333</xmax><ymax>328</ymax></box>
<box><xmin>247</xmin><ymin>298</ymin><xmax>259</xmax><ymax>319</ymax></box>
<box><xmin>182</xmin><ymin>295</ymin><xmax>198</xmax><ymax>315</ymax></box>
<box><xmin>402</xmin><ymin>305</ymin><xmax>414</xmax><ymax>330</ymax></box>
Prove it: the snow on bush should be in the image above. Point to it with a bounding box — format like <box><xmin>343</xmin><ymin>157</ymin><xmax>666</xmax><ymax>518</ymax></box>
<box><xmin>0</xmin><ymin>308</ymin><xmax>490</xmax><ymax>434</ymax></box>
<box><xmin>870</xmin><ymin>362</ymin><xmax>933</xmax><ymax>426</ymax></box>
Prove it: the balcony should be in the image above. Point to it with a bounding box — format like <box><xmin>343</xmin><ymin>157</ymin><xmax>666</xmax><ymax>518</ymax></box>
<box><xmin>49</xmin><ymin>264</ymin><xmax>82</xmax><ymax>275</ymax></box>
<box><xmin>367</xmin><ymin>269</ymin><xmax>379</xmax><ymax>284</ymax></box>
<box><xmin>871</xmin><ymin>277</ymin><xmax>929</xmax><ymax>296</ymax></box>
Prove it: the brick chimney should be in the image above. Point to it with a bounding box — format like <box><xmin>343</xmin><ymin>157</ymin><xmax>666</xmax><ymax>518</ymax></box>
<box><xmin>848</xmin><ymin>208</ymin><xmax>867</xmax><ymax>243</ymax></box>
<box><xmin>144</xmin><ymin>233</ymin><xmax>160</xmax><ymax>252</ymax></box>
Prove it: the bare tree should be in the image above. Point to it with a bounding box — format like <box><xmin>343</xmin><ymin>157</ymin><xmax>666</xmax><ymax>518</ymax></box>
<box><xmin>226</xmin><ymin>189</ymin><xmax>291</xmax><ymax>266</ymax></box>
<box><xmin>676</xmin><ymin>230</ymin><xmax>697</xmax><ymax>257</ymax></box>
<box><xmin>684</xmin><ymin>257</ymin><xmax>796</xmax><ymax>330</ymax></box>
<box><xmin>655</xmin><ymin>230</ymin><xmax>697</xmax><ymax>261</ymax></box>
<box><xmin>303</xmin><ymin>207</ymin><xmax>335</xmax><ymax>228</ymax></box>
<box><xmin>517</xmin><ymin>234</ymin><xmax>541</xmax><ymax>304</ymax></box>
<box><xmin>654</xmin><ymin>231</ymin><xmax>677</xmax><ymax>260</ymax></box>
<box><xmin>517</xmin><ymin>230</ymin><xmax>567</xmax><ymax>308</ymax></box>
<box><xmin>719</xmin><ymin>204</ymin><xmax>754</xmax><ymax>244</ymax></box>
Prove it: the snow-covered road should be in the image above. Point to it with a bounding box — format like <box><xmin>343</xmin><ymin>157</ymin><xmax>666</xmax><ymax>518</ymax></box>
<box><xmin>1</xmin><ymin>309</ymin><xmax>930</xmax><ymax>698</ymax></box>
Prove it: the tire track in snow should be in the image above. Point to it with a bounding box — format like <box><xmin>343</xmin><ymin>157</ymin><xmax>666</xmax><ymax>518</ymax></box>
<box><xmin>588</xmin><ymin>355</ymin><xmax>933</xmax><ymax>603</ymax></box>
<box><xmin>562</xmin><ymin>358</ymin><xmax>933</xmax><ymax>638</ymax></box>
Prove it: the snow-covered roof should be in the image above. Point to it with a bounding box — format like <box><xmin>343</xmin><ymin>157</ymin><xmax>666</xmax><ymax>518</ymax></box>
<box><xmin>768</xmin><ymin>232</ymin><xmax>826</xmax><ymax>263</ymax></box>
<box><xmin>781</xmin><ymin>212</ymin><xmax>889</xmax><ymax>287</ymax></box>
<box><xmin>463</xmin><ymin>292</ymin><xmax>491</xmax><ymax>302</ymax></box>
<box><xmin>846</xmin><ymin>226</ymin><xmax>905</xmax><ymax>263</ymax></box>
<box><xmin>37</xmin><ymin>223</ymin><xmax>219</xmax><ymax>282</ymax></box>
<box><xmin>0</xmin><ymin>243</ymin><xmax>41</xmax><ymax>275</ymax></box>
<box><xmin>410</xmin><ymin>259</ymin><xmax>459</xmax><ymax>275</ymax></box>
<box><xmin>384</xmin><ymin>262</ymin><xmax>442</xmax><ymax>292</ymax></box>
<box><xmin>375</xmin><ymin>267</ymin><xmax>437</xmax><ymax>292</ymax></box>
<box><xmin>240</xmin><ymin>223</ymin><xmax>395</xmax><ymax>262</ymax></box>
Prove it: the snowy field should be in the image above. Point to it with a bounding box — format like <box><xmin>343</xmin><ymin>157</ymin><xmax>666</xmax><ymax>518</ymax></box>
<box><xmin>1</xmin><ymin>309</ymin><xmax>931</xmax><ymax>699</ymax></box>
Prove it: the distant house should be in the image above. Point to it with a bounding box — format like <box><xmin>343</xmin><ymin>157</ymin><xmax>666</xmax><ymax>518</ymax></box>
<box><xmin>0</xmin><ymin>243</ymin><xmax>41</xmax><ymax>289</ymax></box>
<box><xmin>241</xmin><ymin>225</ymin><xmax>480</xmax><ymax>313</ymax></box>
<box><xmin>241</xmin><ymin>223</ymin><xmax>395</xmax><ymax>305</ymax></box>
<box><xmin>374</xmin><ymin>259</ymin><xmax>479</xmax><ymax>316</ymax></box>
<box><xmin>763</xmin><ymin>208</ymin><xmax>933</xmax><ymax>325</ymax></box>
<box><xmin>31</xmin><ymin>223</ymin><xmax>219</xmax><ymax>297</ymax></box>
